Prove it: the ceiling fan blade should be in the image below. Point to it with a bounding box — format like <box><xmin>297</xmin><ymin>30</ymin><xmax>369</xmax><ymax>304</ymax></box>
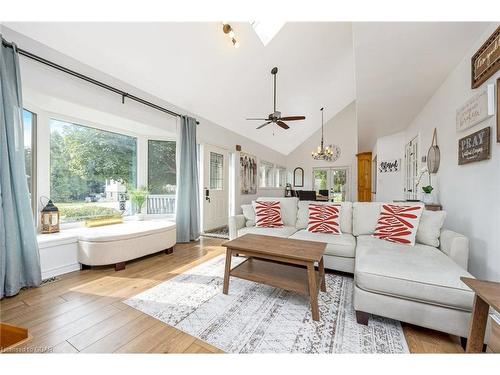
<box><xmin>276</xmin><ymin>121</ymin><xmax>289</xmax><ymax>130</ymax></box>
<box><xmin>246</xmin><ymin>117</ymin><xmax>268</xmax><ymax>120</ymax></box>
<box><xmin>280</xmin><ymin>116</ymin><xmax>306</xmax><ymax>121</ymax></box>
<box><xmin>256</xmin><ymin>121</ymin><xmax>271</xmax><ymax>129</ymax></box>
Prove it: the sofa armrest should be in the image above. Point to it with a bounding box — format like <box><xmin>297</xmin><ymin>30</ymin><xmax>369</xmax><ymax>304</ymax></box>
<box><xmin>228</xmin><ymin>215</ymin><xmax>246</xmax><ymax>240</ymax></box>
<box><xmin>439</xmin><ymin>229</ymin><xmax>470</xmax><ymax>270</ymax></box>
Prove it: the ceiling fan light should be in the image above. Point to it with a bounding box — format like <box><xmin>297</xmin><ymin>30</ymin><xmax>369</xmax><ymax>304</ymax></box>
<box><xmin>228</xmin><ymin>30</ymin><xmax>235</xmax><ymax>38</ymax></box>
<box><xmin>232</xmin><ymin>38</ymin><xmax>240</xmax><ymax>48</ymax></box>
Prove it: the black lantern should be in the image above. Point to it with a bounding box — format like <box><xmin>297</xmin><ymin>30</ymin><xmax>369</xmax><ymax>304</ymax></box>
<box><xmin>41</xmin><ymin>199</ymin><xmax>60</xmax><ymax>234</ymax></box>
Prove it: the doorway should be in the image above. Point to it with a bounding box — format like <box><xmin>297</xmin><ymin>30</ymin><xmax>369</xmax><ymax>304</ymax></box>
<box><xmin>312</xmin><ymin>167</ymin><xmax>351</xmax><ymax>202</ymax></box>
<box><xmin>404</xmin><ymin>136</ymin><xmax>419</xmax><ymax>200</ymax></box>
<box><xmin>202</xmin><ymin>144</ymin><xmax>229</xmax><ymax>232</ymax></box>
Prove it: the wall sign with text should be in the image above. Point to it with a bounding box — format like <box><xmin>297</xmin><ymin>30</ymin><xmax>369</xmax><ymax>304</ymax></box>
<box><xmin>379</xmin><ymin>159</ymin><xmax>401</xmax><ymax>173</ymax></box>
<box><xmin>456</xmin><ymin>84</ymin><xmax>495</xmax><ymax>132</ymax></box>
<box><xmin>471</xmin><ymin>26</ymin><xmax>500</xmax><ymax>89</ymax></box>
<box><xmin>458</xmin><ymin>127</ymin><xmax>491</xmax><ymax>165</ymax></box>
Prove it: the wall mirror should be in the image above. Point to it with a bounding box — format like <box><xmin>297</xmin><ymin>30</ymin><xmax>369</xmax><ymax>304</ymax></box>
<box><xmin>293</xmin><ymin>167</ymin><xmax>304</xmax><ymax>187</ymax></box>
<box><xmin>427</xmin><ymin>128</ymin><xmax>440</xmax><ymax>173</ymax></box>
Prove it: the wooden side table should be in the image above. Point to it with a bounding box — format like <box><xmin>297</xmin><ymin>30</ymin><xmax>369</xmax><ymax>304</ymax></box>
<box><xmin>461</xmin><ymin>277</ymin><xmax>500</xmax><ymax>353</ymax></box>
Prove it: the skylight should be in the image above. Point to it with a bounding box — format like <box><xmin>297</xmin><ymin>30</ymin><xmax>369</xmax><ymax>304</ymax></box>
<box><xmin>251</xmin><ymin>21</ymin><xmax>285</xmax><ymax>46</ymax></box>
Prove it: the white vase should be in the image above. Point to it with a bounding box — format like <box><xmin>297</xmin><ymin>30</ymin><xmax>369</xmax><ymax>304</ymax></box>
<box><xmin>422</xmin><ymin>193</ymin><xmax>433</xmax><ymax>204</ymax></box>
<box><xmin>135</xmin><ymin>213</ymin><xmax>145</xmax><ymax>221</ymax></box>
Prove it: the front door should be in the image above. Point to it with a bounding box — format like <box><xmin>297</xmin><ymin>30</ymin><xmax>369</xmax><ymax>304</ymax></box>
<box><xmin>202</xmin><ymin>144</ymin><xmax>229</xmax><ymax>232</ymax></box>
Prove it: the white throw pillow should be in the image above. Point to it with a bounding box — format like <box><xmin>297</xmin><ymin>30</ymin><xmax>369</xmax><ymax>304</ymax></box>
<box><xmin>373</xmin><ymin>204</ymin><xmax>424</xmax><ymax>246</ymax></box>
<box><xmin>241</xmin><ymin>204</ymin><xmax>256</xmax><ymax>227</ymax></box>
<box><xmin>416</xmin><ymin>210</ymin><xmax>446</xmax><ymax>247</ymax></box>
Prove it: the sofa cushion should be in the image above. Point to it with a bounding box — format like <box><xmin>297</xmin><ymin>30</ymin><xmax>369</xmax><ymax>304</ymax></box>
<box><xmin>354</xmin><ymin>235</ymin><xmax>474</xmax><ymax>310</ymax></box>
<box><xmin>254</xmin><ymin>201</ymin><xmax>284</xmax><ymax>228</ymax></box>
<box><xmin>373</xmin><ymin>204</ymin><xmax>423</xmax><ymax>246</ymax></box>
<box><xmin>307</xmin><ymin>204</ymin><xmax>342</xmax><ymax>234</ymax></box>
<box><xmin>237</xmin><ymin>226</ymin><xmax>298</xmax><ymax>239</ymax></box>
<box><xmin>353</xmin><ymin>202</ymin><xmax>424</xmax><ymax>236</ymax></box>
<box><xmin>297</xmin><ymin>200</ymin><xmax>352</xmax><ymax>233</ymax></box>
<box><xmin>353</xmin><ymin>202</ymin><xmax>383</xmax><ymax>235</ymax></box>
<box><xmin>252</xmin><ymin>197</ymin><xmax>298</xmax><ymax>227</ymax></box>
<box><xmin>416</xmin><ymin>210</ymin><xmax>447</xmax><ymax>247</ymax></box>
<box><xmin>289</xmin><ymin>229</ymin><xmax>355</xmax><ymax>258</ymax></box>
<box><xmin>241</xmin><ymin>204</ymin><xmax>256</xmax><ymax>227</ymax></box>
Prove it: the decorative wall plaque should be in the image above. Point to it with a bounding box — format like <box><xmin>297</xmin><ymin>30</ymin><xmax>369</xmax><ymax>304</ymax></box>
<box><xmin>378</xmin><ymin>159</ymin><xmax>400</xmax><ymax>173</ymax></box>
<box><xmin>497</xmin><ymin>78</ymin><xmax>500</xmax><ymax>143</ymax></box>
<box><xmin>456</xmin><ymin>84</ymin><xmax>494</xmax><ymax>132</ymax></box>
<box><xmin>471</xmin><ymin>26</ymin><xmax>500</xmax><ymax>89</ymax></box>
<box><xmin>458</xmin><ymin>127</ymin><xmax>491</xmax><ymax>165</ymax></box>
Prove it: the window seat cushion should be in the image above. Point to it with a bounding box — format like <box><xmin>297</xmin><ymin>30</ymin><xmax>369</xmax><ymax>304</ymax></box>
<box><xmin>76</xmin><ymin>220</ymin><xmax>176</xmax><ymax>242</ymax></box>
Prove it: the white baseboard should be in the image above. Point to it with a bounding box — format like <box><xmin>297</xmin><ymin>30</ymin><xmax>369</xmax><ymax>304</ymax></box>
<box><xmin>41</xmin><ymin>263</ymin><xmax>81</xmax><ymax>280</ymax></box>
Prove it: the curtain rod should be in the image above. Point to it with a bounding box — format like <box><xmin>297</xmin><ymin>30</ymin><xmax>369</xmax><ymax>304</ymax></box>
<box><xmin>2</xmin><ymin>40</ymin><xmax>199</xmax><ymax>124</ymax></box>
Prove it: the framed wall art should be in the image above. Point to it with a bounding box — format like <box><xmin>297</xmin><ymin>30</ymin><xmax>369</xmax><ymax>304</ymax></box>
<box><xmin>471</xmin><ymin>26</ymin><xmax>500</xmax><ymax>89</ymax></box>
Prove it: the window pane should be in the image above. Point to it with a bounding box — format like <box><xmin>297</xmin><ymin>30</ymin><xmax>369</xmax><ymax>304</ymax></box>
<box><xmin>209</xmin><ymin>152</ymin><xmax>224</xmax><ymax>190</ymax></box>
<box><xmin>147</xmin><ymin>140</ymin><xmax>176</xmax><ymax>214</ymax></box>
<box><xmin>331</xmin><ymin>169</ymin><xmax>348</xmax><ymax>202</ymax></box>
<box><xmin>275</xmin><ymin>166</ymin><xmax>287</xmax><ymax>188</ymax></box>
<box><xmin>23</xmin><ymin>110</ymin><xmax>36</xmax><ymax>214</ymax></box>
<box><xmin>259</xmin><ymin>161</ymin><xmax>274</xmax><ymax>188</ymax></box>
<box><xmin>50</xmin><ymin>119</ymin><xmax>137</xmax><ymax>223</ymax></box>
<box><xmin>313</xmin><ymin>170</ymin><xmax>328</xmax><ymax>192</ymax></box>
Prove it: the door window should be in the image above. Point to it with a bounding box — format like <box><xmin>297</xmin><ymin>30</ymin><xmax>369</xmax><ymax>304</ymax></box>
<box><xmin>209</xmin><ymin>152</ymin><xmax>224</xmax><ymax>190</ymax></box>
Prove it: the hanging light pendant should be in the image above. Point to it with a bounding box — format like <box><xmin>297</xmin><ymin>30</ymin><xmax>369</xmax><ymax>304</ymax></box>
<box><xmin>311</xmin><ymin>108</ymin><xmax>333</xmax><ymax>161</ymax></box>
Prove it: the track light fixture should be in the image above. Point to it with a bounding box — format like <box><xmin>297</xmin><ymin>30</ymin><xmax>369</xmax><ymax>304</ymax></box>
<box><xmin>222</xmin><ymin>23</ymin><xmax>240</xmax><ymax>48</ymax></box>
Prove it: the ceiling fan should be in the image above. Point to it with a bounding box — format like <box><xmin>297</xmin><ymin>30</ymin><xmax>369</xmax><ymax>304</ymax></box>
<box><xmin>246</xmin><ymin>67</ymin><xmax>306</xmax><ymax>130</ymax></box>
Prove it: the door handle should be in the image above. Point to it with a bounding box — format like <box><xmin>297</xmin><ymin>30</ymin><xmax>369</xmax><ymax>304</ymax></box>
<box><xmin>205</xmin><ymin>188</ymin><xmax>211</xmax><ymax>203</ymax></box>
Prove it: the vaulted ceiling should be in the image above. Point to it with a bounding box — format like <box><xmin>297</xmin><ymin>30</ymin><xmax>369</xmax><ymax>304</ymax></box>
<box><xmin>3</xmin><ymin>22</ymin><xmax>491</xmax><ymax>154</ymax></box>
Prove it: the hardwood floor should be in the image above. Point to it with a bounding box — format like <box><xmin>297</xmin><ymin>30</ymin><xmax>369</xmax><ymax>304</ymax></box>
<box><xmin>0</xmin><ymin>237</ymin><xmax>462</xmax><ymax>353</ymax></box>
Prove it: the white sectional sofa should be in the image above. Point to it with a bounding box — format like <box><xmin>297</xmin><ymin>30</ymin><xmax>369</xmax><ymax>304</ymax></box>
<box><xmin>228</xmin><ymin>197</ymin><xmax>475</xmax><ymax>338</ymax></box>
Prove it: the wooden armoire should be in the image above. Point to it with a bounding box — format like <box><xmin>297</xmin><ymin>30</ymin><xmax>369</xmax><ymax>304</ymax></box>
<box><xmin>357</xmin><ymin>152</ymin><xmax>372</xmax><ymax>202</ymax></box>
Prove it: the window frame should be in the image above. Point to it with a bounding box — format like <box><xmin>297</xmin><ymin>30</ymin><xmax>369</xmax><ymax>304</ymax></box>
<box><xmin>259</xmin><ymin>160</ymin><xmax>275</xmax><ymax>188</ymax></box>
<box><xmin>23</xmin><ymin>109</ymin><xmax>37</xmax><ymax>217</ymax></box>
<box><xmin>274</xmin><ymin>165</ymin><xmax>287</xmax><ymax>188</ymax></box>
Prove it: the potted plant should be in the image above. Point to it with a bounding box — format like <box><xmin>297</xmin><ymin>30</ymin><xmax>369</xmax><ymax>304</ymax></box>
<box><xmin>128</xmin><ymin>186</ymin><xmax>149</xmax><ymax>220</ymax></box>
<box><xmin>416</xmin><ymin>167</ymin><xmax>435</xmax><ymax>204</ymax></box>
<box><xmin>421</xmin><ymin>185</ymin><xmax>434</xmax><ymax>204</ymax></box>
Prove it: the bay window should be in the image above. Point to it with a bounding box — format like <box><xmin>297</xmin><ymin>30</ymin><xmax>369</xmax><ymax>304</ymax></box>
<box><xmin>49</xmin><ymin>119</ymin><xmax>137</xmax><ymax>222</ymax></box>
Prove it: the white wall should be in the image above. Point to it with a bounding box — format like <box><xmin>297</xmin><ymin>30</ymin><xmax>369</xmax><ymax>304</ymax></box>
<box><xmin>2</xmin><ymin>27</ymin><xmax>286</xmax><ymax>217</ymax></box>
<box><xmin>375</xmin><ymin>23</ymin><xmax>500</xmax><ymax>281</ymax></box>
<box><xmin>373</xmin><ymin>131</ymin><xmax>405</xmax><ymax>202</ymax></box>
<box><xmin>286</xmin><ymin>102</ymin><xmax>358</xmax><ymax>200</ymax></box>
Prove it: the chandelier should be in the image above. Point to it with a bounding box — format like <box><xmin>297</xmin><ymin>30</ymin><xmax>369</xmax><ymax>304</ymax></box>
<box><xmin>311</xmin><ymin>107</ymin><xmax>334</xmax><ymax>161</ymax></box>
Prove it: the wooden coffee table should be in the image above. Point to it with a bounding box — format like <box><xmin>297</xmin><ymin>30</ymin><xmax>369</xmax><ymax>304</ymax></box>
<box><xmin>222</xmin><ymin>234</ymin><xmax>327</xmax><ymax>321</ymax></box>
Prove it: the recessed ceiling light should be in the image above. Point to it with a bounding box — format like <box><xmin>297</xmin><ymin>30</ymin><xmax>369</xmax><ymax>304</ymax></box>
<box><xmin>251</xmin><ymin>21</ymin><xmax>285</xmax><ymax>46</ymax></box>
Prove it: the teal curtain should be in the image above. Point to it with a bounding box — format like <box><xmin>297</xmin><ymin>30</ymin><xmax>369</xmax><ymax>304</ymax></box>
<box><xmin>0</xmin><ymin>37</ymin><xmax>41</xmax><ymax>298</ymax></box>
<box><xmin>175</xmin><ymin>115</ymin><xmax>200</xmax><ymax>242</ymax></box>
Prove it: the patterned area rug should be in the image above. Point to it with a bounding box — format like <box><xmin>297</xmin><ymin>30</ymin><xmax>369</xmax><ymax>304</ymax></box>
<box><xmin>125</xmin><ymin>255</ymin><xmax>409</xmax><ymax>353</ymax></box>
<box><xmin>201</xmin><ymin>226</ymin><xmax>229</xmax><ymax>239</ymax></box>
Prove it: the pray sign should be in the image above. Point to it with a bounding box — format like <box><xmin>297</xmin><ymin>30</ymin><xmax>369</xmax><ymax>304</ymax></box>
<box><xmin>458</xmin><ymin>127</ymin><xmax>491</xmax><ymax>165</ymax></box>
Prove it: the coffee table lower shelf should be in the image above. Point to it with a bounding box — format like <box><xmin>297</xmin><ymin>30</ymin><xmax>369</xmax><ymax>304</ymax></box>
<box><xmin>230</xmin><ymin>258</ymin><xmax>321</xmax><ymax>296</ymax></box>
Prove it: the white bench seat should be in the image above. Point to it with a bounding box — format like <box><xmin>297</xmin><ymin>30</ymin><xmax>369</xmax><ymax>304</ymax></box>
<box><xmin>77</xmin><ymin>220</ymin><xmax>176</xmax><ymax>270</ymax></box>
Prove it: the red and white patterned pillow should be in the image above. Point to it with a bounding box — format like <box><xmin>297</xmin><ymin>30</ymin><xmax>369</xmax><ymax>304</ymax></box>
<box><xmin>373</xmin><ymin>204</ymin><xmax>423</xmax><ymax>245</ymax></box>
<box><xmin>255</xmin><ymin>201</ymin><xmax>284</xmax><ymax>228</ymax></box>
<box><xmin>307</xmin><ymin>204</ymin><xmax>342</xmax><ymax>234</ymax></box>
